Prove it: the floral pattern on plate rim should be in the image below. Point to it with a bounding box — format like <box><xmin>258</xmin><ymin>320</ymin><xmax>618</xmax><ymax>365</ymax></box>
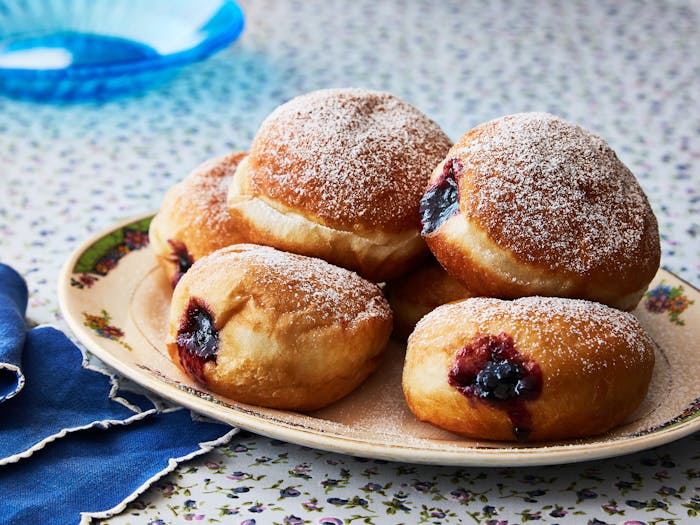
<box><xmin>83</xmin><ymin>309</ymin><xmax>133</xmax><ymax>351</ymax></box>
<box><xmin>644</xmin><ymin>283</ymin><xmax>695</xmax><ymax>326</ymax></box>
<box><xmin>70</xmin><ymin>217</ymin><xmax>151</xmax><ymax>288</ymax></box>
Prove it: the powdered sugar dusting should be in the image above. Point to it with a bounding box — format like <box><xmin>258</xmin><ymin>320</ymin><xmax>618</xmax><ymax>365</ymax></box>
<box><xmin>415</xmin><ymin>296</ymin><xmax>655</xmax><ymax>376</ymax></box>
<box><xmin>207</xmin><ymin>245</ymin><xmax>392</xmax><ymax>326</ymax></box>
<box><xmin>456</xmin><ymin>113</ymin><xmax>658</xmax><ymax>274</ymax></box>
<box><xmin>183</xmin><ymin>153</ymin><xmax>244</xmax><ymax>237</ymax></box>
<box><xmin>248</xmin><ymin>88</ymin><xmax>451</xmax><ymax>231</ymax></box>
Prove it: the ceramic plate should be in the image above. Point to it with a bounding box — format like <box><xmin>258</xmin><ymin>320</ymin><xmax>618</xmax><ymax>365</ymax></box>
<box><xmin>58</xmin><ymin>214</ymin><xmax>700</xmax><ymax>466</ymax></box>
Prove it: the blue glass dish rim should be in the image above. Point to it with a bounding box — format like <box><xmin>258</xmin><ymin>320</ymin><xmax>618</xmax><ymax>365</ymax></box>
<box><xmin>0</xmin><ymin>0</ymin><xmax>245</xmax><ymax>79</ymax></box>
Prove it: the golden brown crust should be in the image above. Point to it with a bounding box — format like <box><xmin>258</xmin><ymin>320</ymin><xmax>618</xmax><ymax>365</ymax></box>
<box><xmin>423</xmin><ymin>114</ymin><xmax>661</xmax><ymax>310</ymax></box>
<box><xmin>226</xmin><ymin>88</ymin><xmax>451</xmax><ymax>281</ymax></box>
<box><xmin>385</xmin><ymin>258</ymin><xmax>475</xmax><ymax>339</ymax></box>
<box><xmin>149</xmin><ymin>152</ymin><xmax>248</xmax><ymax>285</ymax></box>
<box><xmin>228</xmin><ymin>154</ymin><xmax>431</xmax><ymax>282</ymax></box>
<box><xmin>402</xmin><ymin>297</ymin><xmax>655</xmax><ymax>441</ymax></box>
<box><xmin>245</xmin><ymin>88</ymin><xmax>452</xmax><ymax>233</ymax></box>
<box><xmin>167</xmin><ymin>244</ymin><xmax>393</xmax><ymax>411</ymax></box>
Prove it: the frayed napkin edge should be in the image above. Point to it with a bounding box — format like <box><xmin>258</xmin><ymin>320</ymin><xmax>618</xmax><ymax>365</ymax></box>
<box><xmin>0</xmin><ymin>363</ymin><xmax>25</xmax><ymax>402</ymax></box>
<box><xmin>0</xmin><ymin>408</ymin><xmax>157</xmax><ymax>466</ymax></box>
<box><xmin>35</xmin><ymin>323</ymin><xmax>155</xmax><ymax>413</ymax></box>
<box><xmin>0</xmin><ymin>323</ymin><xmax>158</xmax><ymax>465</ymax></box>
<box><xmin>80</xmin><ymin>351</ymin><xmax>150</xmax><ymax>415</ymax></box>
<box><xmin>80</xmin><ymin>424</ymin><xmax>240</xmax><ymax>524</ymax></box>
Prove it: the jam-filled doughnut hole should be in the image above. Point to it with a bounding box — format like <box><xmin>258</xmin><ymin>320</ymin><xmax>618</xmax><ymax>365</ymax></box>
<box><xmin>420</xmin><ymin>112</ymin><xmax>660</xmax><ymax>310</ymax></box>
<box><xmin>168</xmin><ymin>244</ymin><xmax>393</xmax><ymax>411</ymax></box>
<box><xmin>403</xmin><ymin>296</ymin><xmax>655</xmax><ymax>442</ymax></box>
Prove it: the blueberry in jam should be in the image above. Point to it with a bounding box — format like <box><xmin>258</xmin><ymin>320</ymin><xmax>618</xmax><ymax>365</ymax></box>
<box><xmin>475</xmin><ymin>360</ymin><xmax>539</xmax><ymax>401</ymax></box>
<box><xmin>419</xmin><ymin>158</ymin><xmax>462</xmax><ymax>235</ymax></box>
<box><xmin>448</xmin><ymin>332</ymin><xmax>542</xmax><ymax>441</ymax></box>
<box><xmin>168</xmin><ymin>239</ymin><xmax>194</xmax><ymax>287</ymax></box>
<box><xmin>176</xmin><ymin>298</ymin><xmax>219</xmax><ymax>384</ymax></box>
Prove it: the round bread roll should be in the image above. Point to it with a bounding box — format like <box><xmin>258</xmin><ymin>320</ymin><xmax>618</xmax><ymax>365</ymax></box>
<box><xmin>403</xmin><ymin>296</ymin><xmax>655</xmax><ymax>442</ymax></box>
<box><xmin>149</xmin><ymin>152</ymin><xmax>247</xmax><ymax>287</ymax></box>
<box><xmin>227</xmin><ymin>88</ymin><xmax>452</xmax><ymax>282</ymax></box>
<box><xmin>385</xmin><ymin>258</ymin><xmax>475</xmax><ymax>340</ymax></box>
<box><xmin>167</xmin><ymin>244</ymin><xmax>393</xmax><ymax>411</ymax></box>
<box><xmin>419</xmin><ymin>112</ymin><xmax>660</xmax><ymax>310</ymax></box>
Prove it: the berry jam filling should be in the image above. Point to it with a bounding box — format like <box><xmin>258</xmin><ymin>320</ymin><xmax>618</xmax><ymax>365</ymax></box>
<box><xmin>168</xmin><ymin>239</ymin><xmax>194</xmax><ymax>287</ymax></box>
<box><xmin>448</xmin><ymin>332</ymin><xmax>542</xmax><ymax>441</ymax></box>
<box><xmin>176</xmin><ymin>298</ymin><xmax>219</xmax><ymax>384</ymax></box>
<box><xmin>419</xmin><ymin>158</ymin><xmax>462</xmax><ymax>236</ymax></box>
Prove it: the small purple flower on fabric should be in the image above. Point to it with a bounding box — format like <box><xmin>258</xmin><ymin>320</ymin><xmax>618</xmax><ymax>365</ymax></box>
<box><xmin>319</xmin><ymin>518</ymin><xmax>343</xmax><ymax>525</ymax></box>
<box><xmin>227</xmin><ymin>471</ymin><xmax>250</xmax><ymax>480</ymax></box>
<box><xmin>280</xmin><ymin>487</ymin><xmax>301</xmax><ymax>498</ymax></box>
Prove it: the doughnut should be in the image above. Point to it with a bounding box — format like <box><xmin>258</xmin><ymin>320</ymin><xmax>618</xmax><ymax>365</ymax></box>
<box><xmin>227</xmin><ymin>88</ymin><xmax>452</xmax><ymax>281</ymax></box>
<box><xmin>167</xmin><ymin>244</ymin><xmax>393</xmax><ymax>411</ymax></box>
<box><xmin>385</xmin><ymin>258</ymin><xmax>475</xmax><ymax>340</ymax></box>
<box><xmin>403</xmin><ymin>296</ymin><xmax>655</xmax><ymax>442</ymax></box>
<box><xmin>149</xmin><ymin>152</ymin><xmax>248</xmax><ymax>287</ymax></box>
<box><xmin>419</xmin><ymin>112</ymin><xmax>660</xmax><ymax>310</ymax></box>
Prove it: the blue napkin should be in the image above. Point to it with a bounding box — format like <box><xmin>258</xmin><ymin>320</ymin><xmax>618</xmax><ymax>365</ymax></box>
<box><xmin>0</xmin><ymin>263</ymin><xmax>236</xmax><ymax>522</ymax></box>
<box><xmin>0</xmin><ymin>326</ymin><xmax>145</xmax><ymax>461</ymax></box>
<box><xmin>0</xmin><ymin>264</ymin><xmax>27</xmax><ymax>402</ymax></box>
<box><xmin>2</xmin><ymin>409</ymin><xmax>236</xmax><ymax>523</ymax></box>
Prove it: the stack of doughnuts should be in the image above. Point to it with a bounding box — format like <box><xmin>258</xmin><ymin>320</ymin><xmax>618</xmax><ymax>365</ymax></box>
<box><xmin>151</xmin><ymin>88</ymin><xmax>450</xmax><ymax>411</ymax></box>
<box><xmin>402</xmin><ymin>112</ymin><xmax>659</xmax><ymax>441</ymax></box>
<box><xmin>151</xmin><ymin>92</ymin><xmax>661</xmax><ymax>442</ymax></box>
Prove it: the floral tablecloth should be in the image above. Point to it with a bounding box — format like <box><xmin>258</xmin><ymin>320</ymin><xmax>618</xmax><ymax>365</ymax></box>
<box><xmin>1</xmin><ymin>0</ymin><xmax>699</xmax><ymax>523</ymax></box>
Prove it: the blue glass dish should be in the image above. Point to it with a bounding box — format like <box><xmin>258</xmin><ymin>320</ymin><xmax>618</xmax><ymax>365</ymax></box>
<box><xmin>0</xmin><ymin>0</ymin><xmax>245</xmax><ymax>102</ymax></box>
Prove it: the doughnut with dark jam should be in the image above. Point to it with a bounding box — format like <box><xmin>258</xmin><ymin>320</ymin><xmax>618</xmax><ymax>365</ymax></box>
<box><xmin>402</xmin><ymin>296</ymin><xmax>656</xmax><ymax>442</ymax></box>
<box><xmin>448</xmin><ymin>332</ymin><xmax>542</xmax><ymax>441</ymax></box>
<box><xmin>419</xmin><ymin>158</ymin><xmax>462</xmax><ymax>235</ymax></box>
<box><xmin>166</xmin><ymin>244</ymin><xmax>394</xmax><ymax>411</ymax></box>
<box><xmin>168</xmin><ymin>239</ymin><xmax>194</xmax><ymax>287</ymax></box>
<box><xmin>176</xmin><ymin>297</ymin><xmax>219</xmax><ymax>384</ymax></box>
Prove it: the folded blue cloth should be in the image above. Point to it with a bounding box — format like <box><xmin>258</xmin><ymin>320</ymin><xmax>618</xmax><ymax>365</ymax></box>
<box><xmin>0</xmin><ymin>326</ymin><xmax>146</xmax><ymax>461</ymax></box>
<box><xmin>2</xmin><ymin>409</ymin><xmax>236</xmax><ymax>523</ymax></box>
<box><xmin>0</xmin><ymin>263</ymin><xmax>236</xmax><ymax>523</ymax></box>
<box><xmin>0</xmin><ymin>264</ymin><xmax>27</xmax><ymax>402</ymax></box>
